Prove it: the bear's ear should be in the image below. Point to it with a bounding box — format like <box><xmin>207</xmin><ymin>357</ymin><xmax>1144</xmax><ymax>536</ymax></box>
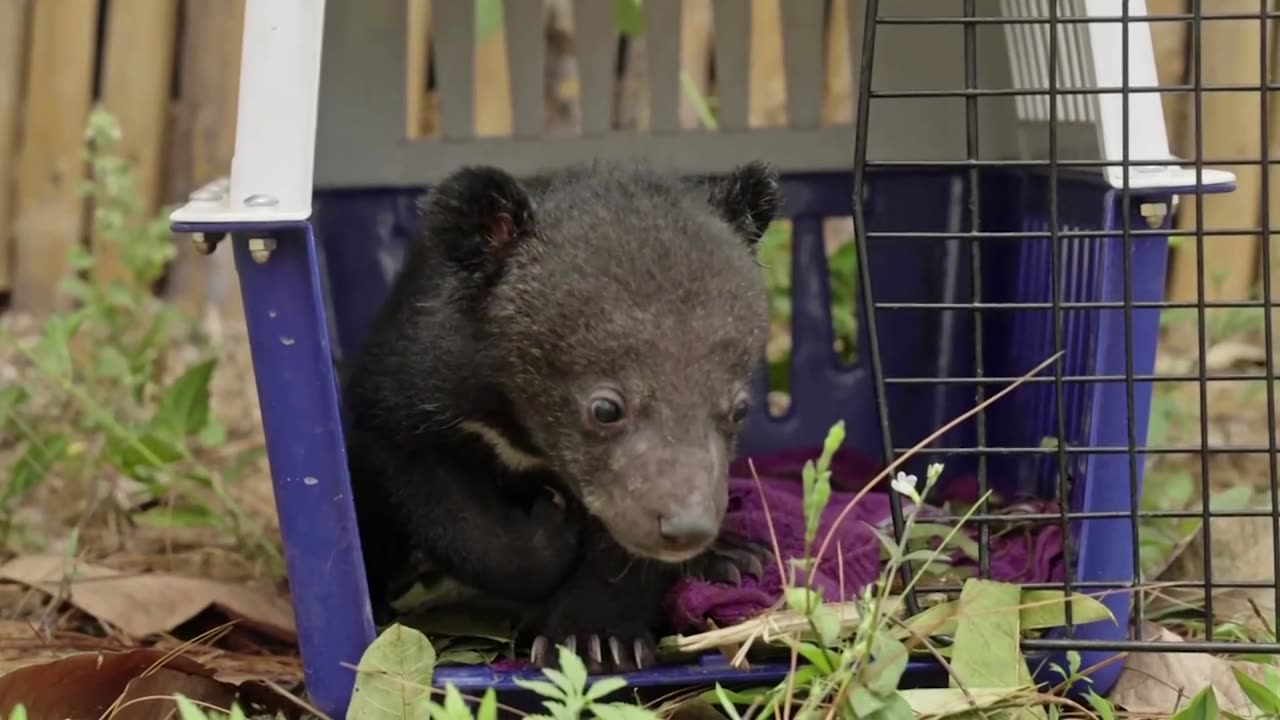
<box><xmin>420</xmin><ymin>165</ymin><xmax>536</xmax><ymax>280</ymax></box>
<box><xmin>708</xmin><ymin>161</ymin><xmax>781</xmax><ymax>249</ymax></box>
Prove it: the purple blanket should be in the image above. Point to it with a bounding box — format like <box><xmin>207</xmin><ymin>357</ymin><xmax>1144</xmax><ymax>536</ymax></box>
<box><xmin>665</xmin><ymin>447</ymin><xmax>1066</xmax><ymax>633</ymax></box>
<box><xmin>488</xmin><ymin>447</ymin><xmax>1065</xmax><ymax>670</ymax></box>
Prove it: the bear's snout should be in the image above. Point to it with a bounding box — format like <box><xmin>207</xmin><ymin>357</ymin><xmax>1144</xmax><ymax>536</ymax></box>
<box><xmin>658</xmin><ymin>506</ymin><xmax>720</xmax><ymax>553</ymax></box>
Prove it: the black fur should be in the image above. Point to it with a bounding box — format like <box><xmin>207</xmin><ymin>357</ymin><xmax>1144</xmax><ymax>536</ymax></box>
<box><xmin>345</xmin><ymin>160</ymin><xmax>781</xmax><ymax>671</ymax></box>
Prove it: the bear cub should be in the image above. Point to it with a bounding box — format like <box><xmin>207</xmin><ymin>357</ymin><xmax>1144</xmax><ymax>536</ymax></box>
<box><xmin>344</xmin><ymin>160</ymin><xmax>780</xmax><ymax>674</ymax></box>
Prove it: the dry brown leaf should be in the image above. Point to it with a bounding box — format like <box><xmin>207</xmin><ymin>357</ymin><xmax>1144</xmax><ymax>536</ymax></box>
<box><xmin>111</xmin><ymin>668</ymin><xmax>237</xmax><ymax>720</ymax></box>
<box><xmin>1110</xmin><ymin>622</ymin><xmax>1258</xmax><ymax>716</ymax></box>
<box><xmin>0</xmin><ymin>555</ymin><xmax>295</xmax><ymax>642</ymax></box>
<box><xmin>0</xmin><ymin>648</ymin><xmax>214</xmax><ymax>720</ymax></box>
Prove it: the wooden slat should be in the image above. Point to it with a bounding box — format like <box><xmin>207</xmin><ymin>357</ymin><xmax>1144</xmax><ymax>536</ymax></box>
<box><xmin>572</xmin><ymin>0</ymin><xmax>617</xmax><ymax>134</ymax></box>
<box><xmin>163</xmin><ymin>0</ymin><xmax>246</xmax><ymax>316</ymax></box>
<box><xmin>645</xmin><ymin>0</ymin><xmax>682</xmax><ymax>133</ymax></box>
<box><xmin>433</xmin><ymin>0</ymin><xmax>476</xmax><ymax>139</ymax></box>
<box><xmin>846</xmin><ymin>0</ymin><xmax>865</xmax><ymax>130</ymax></box>
<box><xmin>406</xmin><ymin>0</ymin><xmax>433</xmax><ymax>138</ymax></box>
<box><xmin>823</xmin><ymin>0</ymin><xmax>852</xmax><ymax>126</ymax></box>
<box><xmin>12</xmin><ymin>0</ymin><xmax>100</xmax><ymax>314</ymax></box>
<box><xmin>779</xmin><ymin>0</ymin><xmax>825</xmax><ymax>129</ymax></box>
<box><xmin>712</xmin><ymin>0</ymin><xmax>750</xmax><ymax>131</ymax></box>
<box><xmin>476</xmin><ymin>4</ymin><xmax>513</xmax><ymax>137</ymax></box>
<box><xmin>748</xmin><ymin>0</ymin><xmax>786</xmax><ymax>128</ymax></box>
<box><xmin>97</xmin><ymin>0</ymin><xmax>180</xmax><ymax>288</ymax></box>
<box><xmin>679</xmin><ymin>0</ymin><xmax>714</xmax><ymax>130</ymax></box>
<box><xmin>1147</xmin><ymin>0</ymin><xmax>1189</xmax><ymax>156</ymax></box>
<box><xmin>0</xmin><ymin>0</ymin><xmax>31</xmax><ymax>294</ymax></box>
<box><xmin>505</xmin><ymin>0</ymin><xmax>546</xmax><ymax>138</ymax></box>
<box><xmin>615</xmin><ymin>32</ymin><xmax>650</xmax><ymax>131</ymax></box>
<box><xmin>1168</xmin><ymin>3</ymin><xmax>1264</xmax><ymax>309</ymax></box>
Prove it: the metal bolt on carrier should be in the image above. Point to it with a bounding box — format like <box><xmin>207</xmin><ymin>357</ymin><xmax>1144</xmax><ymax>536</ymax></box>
<box><xmin>248</xmin><ymin>236</ymin><xmax>277</xmax><ymax>264</ymax></box>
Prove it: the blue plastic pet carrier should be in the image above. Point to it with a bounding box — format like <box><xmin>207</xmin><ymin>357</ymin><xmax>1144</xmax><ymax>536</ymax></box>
<box><xmin>169</xmin><ymin>0</ymin><xmax>1235</xmax><ymax>716</ymax></box>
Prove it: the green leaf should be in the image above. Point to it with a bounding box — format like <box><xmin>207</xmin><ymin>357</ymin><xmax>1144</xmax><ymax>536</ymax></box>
<box><xmin>116</xmin><ymin>431</ymin><xmax>184</xmax><ymax>473</ymax></box>
<box><xmin>513</xmin><ymin>678</ymin><xmax>567</xmax><ymax>702</ymax></box>
<box><xmin>613</xmin><ymin>0</ymin><xmax>644</xmax><ymax>35</ymax></box>
<box><xmin>849</xmin><ymin>687</ymin><xmax>885</xmax><ymax>718</ymax></box>
<box><xmin>904</xmin><ymin>523</ymin><xmax>982</xmax><ymax>560</ymax></box>
<box><xmin>11</xmin><ymin>704</ymin><xmax>29</xmax><ymax>720</ymax></box>
<box><xmin>1067</xmin><ymin>649</ymin><xmax>1081</xmax><ymax>676</ymax></box>
<box><xmin>584</xmin><ymin>676</ymin><xmax>628</xmax><ymax>703</ymax></box>
<box><xmin>1085</xmin><ymin>690</ymin><xmax>1116</xmax><ymax>720</ymax></box>
<box><xmin>870</xmin><ymin>526</ymin><xmax>905</xmax><ymax>565</ymax></box>
<box><xmin>556</xmin><ymin>644</ymin><xmax>589</xmax><ymax>696</ymax></box>
<box><xmin>348</xmin><ymin>624</ymin><xmax>437</xmax><ymax>720</ymax></box>
<box><xmin>134</xmin><ymin>505</ymin><xmax>226</xmax><ymax>530</ymax></box>
<box><xmin>228</xmin><ymin>704</ymin><xmax>247</xmax><ymax>720</ymax></box>
<box><xmin>436</xmin><ymin>648</ymin><xmax>499</xmax><ymax>666</ymax></box>
<box><xmin>1170</xmin><ymin>686</ymin><xmax>1219</xmax><ymax>720</ymax></box>
<box><xmin>863</xmin><ymin>691</ymin><xmax>913</xmax><ymax>720</ymax></box>
<box><xmin>173</xmin><ymin>695</ymin><xmax>209</xmax><ymax>720</ymax></box>
<box><xmin>1018</xmin><ymin>589</ymin><xmax>1115</xmax><ymax>630</ymax></box>
<box><xmin>810</xmin><ymin>605</ymin><xmax>841</xmax><ymax>647</ymax></box>
<box><xmin>1234</xmin><ymin>667</ymin><xmax>1280</xmax><ymax>715</ymax></box>
<box><xmin>0</xmin><ymin>386</ymin><xmax>30</xmax><ymax>427</ymax></box>
<box><xmin>701</xmin><ymin>684</ymin><xmax>769</xmax><ymax>710</ymax></box>
<box><xmin>784</xmin><ymin>586</ymin><xmax>822</xmax><ymax>614</ymax></box>
<box><xmin>1262</xmin><ymin>664</ymin><xmax>1280</xmax><ymax>698</ymax></box>
<box><xmin>902</xmin><ymin>589</ymin><xmax>1113</xmax><ymax>640</ymax></box>
<box><xmin>7</xmin><ymin>434</ymin><xmax>70</xmax><ymax>505</ymax></box>
<box><xmin>152</xmin><ymin>358</ymin><xmax>216</xmax><ymax>438</ymax></box>
<box><xmin>442</xmin><ymin>684</ymin><xmax>473</xmax><ymax>720</ymax></box>
<box><xmin>899</xmin><ymin>688</ymin><xmax>1028</xmax><ymax>716</ymax></box>
<box><xmin>592</xmin><ymin>703</ymin><xmax>659</xmax><ymax>720</ymax></box>
<box><xmin>541</xmin><ymin>668</ymin><xmax>578</xmax><ymax>701</ymax></box>
<box><xmin>197</xmin><ymin>417</ymin><xmax>227</xmax><ymax>447</ymax></box>
<box><xmin>790</xmin><ymin>640</ymin><xmax>835</xmax><ymax>674</ymax></box>
<box><xmin>865</xmin><ymin>632</ymin><xmax>909</xmax><ymax>697</ymax></box>
<box><xmin>948</xmin><ymin>580</ymin><xmax>1041</xmax><ymax>719</ymax></box>
<box><xmin>476</xmin><ymin>689</ymin><xmax>497</xmax><ymax>720</ymax></box>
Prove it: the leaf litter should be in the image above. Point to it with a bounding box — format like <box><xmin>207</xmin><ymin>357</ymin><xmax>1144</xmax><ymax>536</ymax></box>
<box><xmin>0</xmin><ymin>554</ymin><xmax>294</xmax><ymax>643</ymax></box>
<box><xmin>0</xmin><ymin>647</ymin><xmax>295</xmax><ymax>720</ymax></box>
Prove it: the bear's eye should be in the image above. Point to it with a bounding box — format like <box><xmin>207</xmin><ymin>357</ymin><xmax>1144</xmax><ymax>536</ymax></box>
<box><xmin>588</xmin><ymin>390</ymin><xmax>626</xmax><ymax>426</ymax></box>
<box><xmin>727</xmin><ymin>390</ymin><xmax>751</xmax><ymax>426</ymax></box>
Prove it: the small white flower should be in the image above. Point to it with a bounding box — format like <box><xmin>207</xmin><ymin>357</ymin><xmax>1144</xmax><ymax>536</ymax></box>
<box><xmin>926</xmin><ymin>462</ymin><xmax>945</xmax><ymax>486</ymax></box>
<box><xmin>891</xmin><ymin>471</ymin><xmax>919</xmax><ymax>500</ymax></box>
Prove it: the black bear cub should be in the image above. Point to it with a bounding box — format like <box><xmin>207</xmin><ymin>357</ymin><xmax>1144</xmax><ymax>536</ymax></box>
<box><xmin>344</xmin><ymin>160</ymin><xmax>780</xmax><ymax>674</ymax></box>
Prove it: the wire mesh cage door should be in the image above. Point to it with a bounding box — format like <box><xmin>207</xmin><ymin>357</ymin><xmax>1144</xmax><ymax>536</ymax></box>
<box><xmin>844</xmin><ymin>0</ymin><xmax>1280</xmax><ymax>703</ymax></box>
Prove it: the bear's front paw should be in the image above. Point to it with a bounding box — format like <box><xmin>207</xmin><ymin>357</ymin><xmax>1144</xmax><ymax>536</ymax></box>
<box><xmin>528</xmin><ymin>629</ymin><xmax>657</xmax><ymax>675</ymax></box>
<box><xmin>527</xmin><ymin>485</ymin><xmax>582</xmax><ymax>558</ymax></box>
<box><xmin>682</xmin><ymin>534</ymin><xmax>774</xmax><ymax>586</ymax></box>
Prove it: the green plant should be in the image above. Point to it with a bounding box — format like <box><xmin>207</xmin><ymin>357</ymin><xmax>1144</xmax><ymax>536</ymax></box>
<box><xmin>0</xmin><ymin>107</ymin><xmax>272</xmax><ymax>565</ymax></box>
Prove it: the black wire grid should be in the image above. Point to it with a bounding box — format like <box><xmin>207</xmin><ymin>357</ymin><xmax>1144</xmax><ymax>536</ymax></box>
<box><xmin>848</xmin><ymin>0</ymin><xmax>1280</xmax><ymax>656</ymax></box>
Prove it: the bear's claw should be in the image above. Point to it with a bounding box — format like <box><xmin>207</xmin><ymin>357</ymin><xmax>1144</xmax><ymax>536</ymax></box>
<box><xmin>529</xmin><ymin>632</ymin><xmax>657</xmax><ymax>675</ymax></box>
<box><xmin>683</xmin><ymin>536</ymin><xmax>774</xmax><ymax>586</ymax></box>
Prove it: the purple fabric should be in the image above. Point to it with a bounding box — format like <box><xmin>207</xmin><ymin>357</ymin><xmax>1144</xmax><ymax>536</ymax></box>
<box><xmin>487</xmin><ymin>447</ymin><xmax>1066</xmax><ymax>670</ymax></box>
<box><xmin>665</xmin><ymin>448</ymin><xmax>1067</xmax><ymax>633</ymax></box>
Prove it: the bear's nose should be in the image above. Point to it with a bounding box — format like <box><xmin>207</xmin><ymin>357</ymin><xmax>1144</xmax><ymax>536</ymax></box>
<box><xmin>659</xmin><ymin>511</ymin><xmax>718</xmax><ymax>550</ymax></box>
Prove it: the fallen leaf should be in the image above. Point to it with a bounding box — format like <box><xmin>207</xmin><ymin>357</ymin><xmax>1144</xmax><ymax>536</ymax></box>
<box><xmin>901</xmin><ymin>687</ymin><xmax>1032</xmax><ymax>717</ymax></box>
<box><xmin>0</xmin><ymin>555</ymin><xmax>294</xmax><ymax>642</ymax></box>
<box><xmin>948</xmin><ymin>580</ymin><xmax>1041</xmax><ymax>720</ymax></box>
<box><xmin>1205</xmin><ymin>339</ymin><xmax>1267</xmax><ymax>371</ymax></box>
<box><xmin>1109</xmin><ymin>622</ymin><xmax>1257</xmax><ymax>716</ymax></box>
<box><xmin>348</xmin><ymin>624</ymin><xmax>436</xmax><ymax>720</ymax></box>
<box><xmin>0</xmin><ymin>648</ymin><xmax>215</xmax><ymax>720</ymax></box>
<box><xmin>111</xmin><ymin>668</ymin><xmax>237</xmax><ymax>720</ymax></box>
